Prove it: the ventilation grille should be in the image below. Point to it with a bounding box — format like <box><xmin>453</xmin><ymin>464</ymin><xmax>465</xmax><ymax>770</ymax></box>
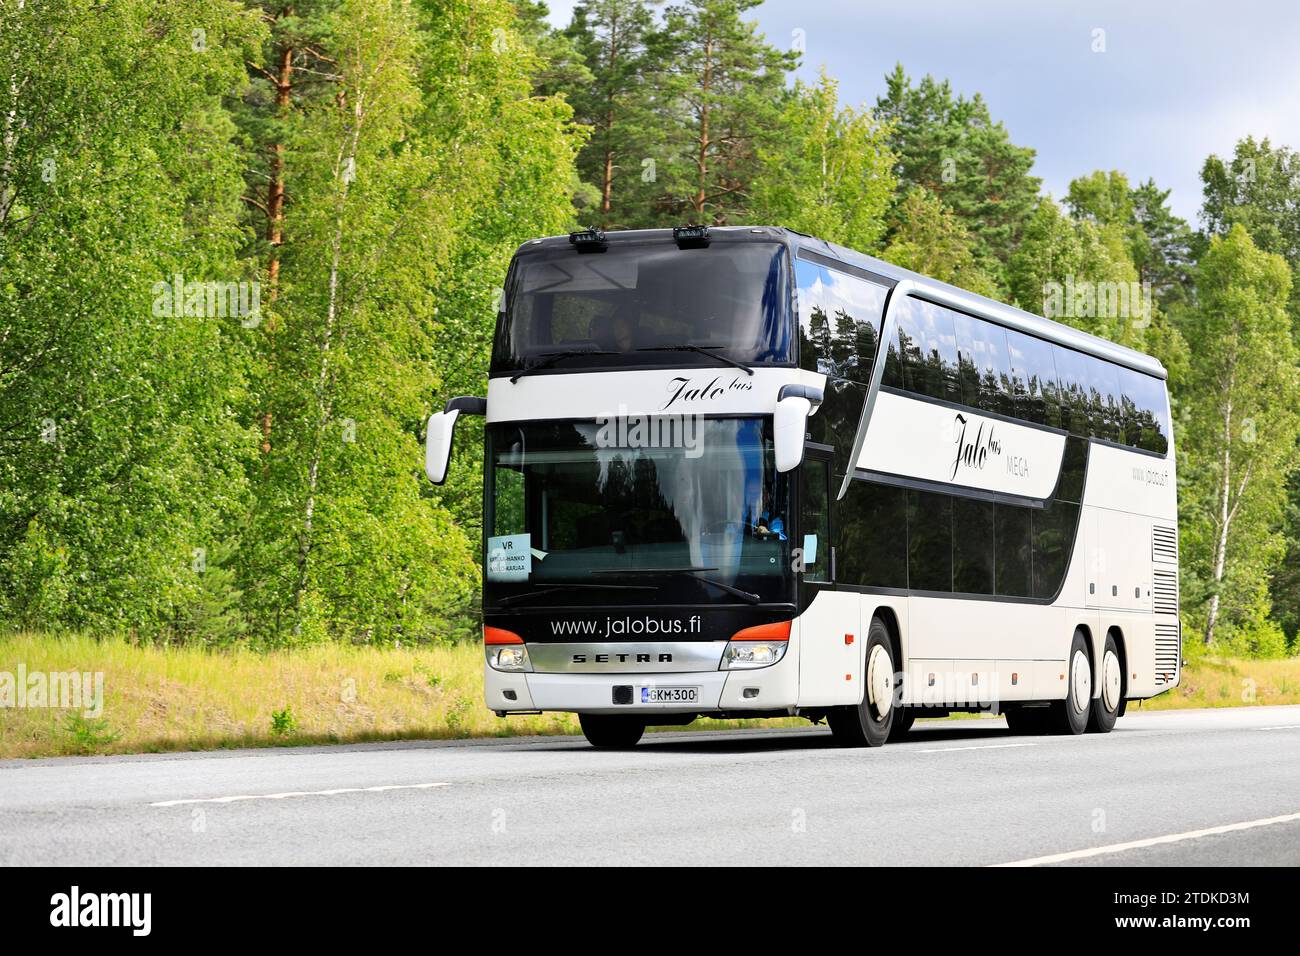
<box><xmin>1155</xmin><ymin>621</ymin><xmax>1181</xmax><ymax>683</ymax></box>
<box><xmin>1152</xmin><ymin>524</ymin><xmax>1178</xmax><ymax>563</ymax></box>
<box><xmin>1153</xmin><ymin>569</ymin><xmax>1179</xmax><ymax>614</ymax></box>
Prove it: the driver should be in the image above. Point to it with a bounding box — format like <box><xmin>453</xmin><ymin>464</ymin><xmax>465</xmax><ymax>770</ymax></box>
<box><xmin>610</xmin><ymin>311</ymin><xmax>637</xmax><ymax>351</ymax></box>
<box><xmin>756</xmin><ymin>510</ymin><xmax>787</xmax><ymax>540</ymax></box>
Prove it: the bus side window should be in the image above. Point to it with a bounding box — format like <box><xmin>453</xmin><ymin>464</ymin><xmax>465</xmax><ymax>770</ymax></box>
<box><xmin>895</xmin><ymin>297</ymin><xmax>960</xmax><ymax>404</ymax></box>
<box><xmin>837</xmin><ymin>479</ymin><xmax>907</xmax><ymax>589</ymax></box>
<box><xmin>795</xmin><ymin>258</ymin><xmax>887</xmax><ymax>384</ymax></box>
<box><xmin>953</xmin><ymin>313</ymin><xmax>1015</xmax><ymax>419</ymax></box>
<box><xmin>800</xmin><ymin>456</ymin><xmax>831</xmax><ymax>582</ymax></box>
<box><xmin>1007</xmin><ymin>330</ymin><xmax>1061</xmax><ymax>429</ymax></box>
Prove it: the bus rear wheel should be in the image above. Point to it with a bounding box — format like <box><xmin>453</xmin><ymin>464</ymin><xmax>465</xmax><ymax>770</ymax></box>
<box><xmin>1047</xmin><ymin>629</ymin><xmax>1092</xmax><ymax>735</ymax></box>
<box><xmin>579</xmin><ymin>714</ymin><xmax>645</xmax><ymax>749</ymax></box>
<box><xmin>827</xmin><ymin>618</ymin><xmax>895</xmax><ymax>747</ymax></box>
<box><xmin>1087</xmin><ymin>633</ymin><xmax>1123</xmax><ymax>734</ymax></box>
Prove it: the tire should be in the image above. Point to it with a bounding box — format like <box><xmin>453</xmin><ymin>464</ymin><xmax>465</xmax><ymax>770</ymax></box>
<box><xmin>1087</xmin><ymin>632</ymin><xmax>1123</xmax><ymax>734</ymax></box>
<box><xmin>1047</xmin><ymin>629</ymin><xmax>1092</xmax><ymax>735</ymax></box>
<box><xmin>888</xmin><ymin>706</ymin><xmax>916</xmax><ymax>742</ymax></box>
<box><xmin>827</xmin><ymin>617</ymin><xmax>896</xmax><ymax>747</ymax></box>
<box><xmin>579</xmin><ymin>714</ymin><xmax>645</xmax><ymax>749</ymax></box>
<box><xmin>1003</xmin><ymin>704</ymin><xmax>1050</xmax><ymax>736</ymax></box>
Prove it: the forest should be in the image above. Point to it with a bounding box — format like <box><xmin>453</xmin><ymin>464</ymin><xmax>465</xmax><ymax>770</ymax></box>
<box><xmin>2</xmin><ymin>0</ymin><xmax>1298</xmax><ymax>658</ymax></box>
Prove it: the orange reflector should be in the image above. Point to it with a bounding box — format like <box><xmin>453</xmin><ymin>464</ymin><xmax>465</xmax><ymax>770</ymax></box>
<box><xmin>484</xmin><ymin>626</ymin><xmax>524</xmax><ymax>645</ymax></box>
<box><xmin>729</xmin><ymin>620</ymin><xmax>791</xmax><ymax>642</ymax></box>
<box><xmin>844</xmin><ymin>633</ymin><xmax>854</xmax><ymax>645</ymax></box>
<box><xmin>845</xmin><ymin>674</ymin><xmax>852</xmax><ymax>681</ymax></box>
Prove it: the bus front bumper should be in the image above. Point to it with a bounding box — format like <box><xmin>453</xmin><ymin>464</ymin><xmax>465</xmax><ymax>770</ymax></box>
<box><xmin>484</xmin><ymin>640</ymin><xmax>800</xmax><ymax>716</ymax></box>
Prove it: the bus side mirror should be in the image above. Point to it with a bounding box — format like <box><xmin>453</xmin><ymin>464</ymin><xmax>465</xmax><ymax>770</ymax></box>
<box><xmin>425</xmin><ymin>396</ymin><xmax>485</xmax><ymax>484</ymax></box>
<box><xmin>774</xmin><ymin>385</ymin><xmax>822</xmax><ymax>473</ymax></box>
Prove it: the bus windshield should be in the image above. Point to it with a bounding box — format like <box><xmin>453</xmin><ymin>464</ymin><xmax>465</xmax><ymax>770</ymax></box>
<box><xmin>493</xmin><ymin>239</ymin><xmax>791</xmax><ymax>374</ymax></box>
<box><xmin>485</xmin><ymin>417</ymin><xmax>793</xmax><ymax>607</ymax></box>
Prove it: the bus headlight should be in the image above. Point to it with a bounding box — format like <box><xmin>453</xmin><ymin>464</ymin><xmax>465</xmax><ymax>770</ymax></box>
<box><xmin>488</xmin><ymin>645</ymin><xmax>532</xmax><ymax>672</ymax></box>
<box><xmin>484</xmin><ymin>627</ymin><xmax>531</xmax><ymax>672</ymax></box>
<box><xmin>721</xmin><ymin>640</ymin><xmax>788</xmax><ymax>670</ymax></box>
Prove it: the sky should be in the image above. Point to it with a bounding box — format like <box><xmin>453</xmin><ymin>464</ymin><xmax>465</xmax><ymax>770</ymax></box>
<box><xmin>540</xmin><ymin>0</ymin><xmax>1300</xmax><ymax>224</ymax></box>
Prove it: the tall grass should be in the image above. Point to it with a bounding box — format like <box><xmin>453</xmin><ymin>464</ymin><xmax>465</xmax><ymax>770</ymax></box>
<box><xmin>2</xmin><ymin>633</ymin><xmax>1297</xmax><ymax>758</ymax></box>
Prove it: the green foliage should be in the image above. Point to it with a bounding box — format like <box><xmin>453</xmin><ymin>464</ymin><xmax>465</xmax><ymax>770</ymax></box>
<box><xmin>881</xmin><ymin>187</ymin><xmax>997</xmax><ymax>296</ymax></box>
<box><xmin>1</xmin><ymin>0</ymin><xmax>1298</xmax><ymax>660</ymax></box>
<box><xmin>1178</xmin><ymin>226</ymin><xmax>1300</xmax><ymax>647</ymax></box>
<box><xmin>62</xmin><ymin>713</ymin><xmax>121</xmax><ymax>753</ymax></box>
<box><xmin>1066</xmin><ymin>170</ymin><xmax>1135</xmax><ymax>227</ymax></box>
<box><xmin>562</xmin><ymin>0</ymin><xmax>661</xmax><ymax>226</ymax></box>
<box><xmin>1130</xmin><ymin>178</ymin><xmax>1195</xmax><ymax>311</ymax></box>
<box><xmin>647</xmin><ymin>0</ymin><xmax>798</xmax><ymax>223</ymax></box>
<box><xmin>1200</xmin><ymin>137</ymin><xmax>1300</xmax><ymax>266</ymax></box>
<box><xmin>751</xmin><ymin>71</ymin><xmax>895</xmax><ymax>252</ymax></box>
<box><xmin>875</xmin><ymin>64</ymin><xmax>1040</xmax><ymax>291</ymax></box>
<box><xmin>270</xmin><ymin>707</ymin><xmax>297</xmax><ymax>736</ymax></box>
<box><xmin>0</xmin><ymin>0</ymin><xmax>265</xmax><ymax>635</ymax></box>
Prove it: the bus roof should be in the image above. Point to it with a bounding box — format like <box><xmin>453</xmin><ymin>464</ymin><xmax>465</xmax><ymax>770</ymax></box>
<box><xmin>516</xmin><ymin>225</ymin><xmax>1168</xmax><ymax>381</ymax></box>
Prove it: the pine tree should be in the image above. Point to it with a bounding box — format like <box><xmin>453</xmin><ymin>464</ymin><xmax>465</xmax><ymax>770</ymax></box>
<box><xmin>875</xmin><ymin>64</ymin><xmax>1040</xmax><ymax>291</ymax></box>
<box><xmin>561</xmin><ymin>0</ymin><xmax>660</xmax><ymax>227</ymax></box>
<box><xmin>649</xmin><ymin>0</ymin><xmax>797</xmax><ymax>224</ymax></box>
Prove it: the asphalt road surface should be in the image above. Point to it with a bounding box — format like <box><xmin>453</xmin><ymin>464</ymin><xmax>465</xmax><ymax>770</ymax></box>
<box><xmin>2</xmin><ymin>705</ymin><xmax>1298</xmax><ymax>866</ymax></box>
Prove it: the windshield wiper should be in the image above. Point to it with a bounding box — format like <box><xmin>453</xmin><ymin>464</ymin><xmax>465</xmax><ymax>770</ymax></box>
<box><xmin>635</xmin><ymin>344</ymin><xmax>754</xmax><ymax>376</ymax></box>
<box><xmin>496</xmin><ymin>582</ymin><xmax>658</xmax><ymax>608</ymax></box>
<box><xmin>591</xmin><ymin>567</ymin><xmax>761</xmax><ymax>604</ymax></box>
<box><xmin>510</xmin><ymin>348</ymin><xmax>615</xmax><ymax>383</ymax></box>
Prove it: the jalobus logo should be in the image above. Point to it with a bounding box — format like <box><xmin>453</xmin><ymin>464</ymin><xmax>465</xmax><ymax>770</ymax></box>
<box><xmin>152</xmin><ymin>273</ymin><xmax>262</xmax><ymax>328</ymax></box>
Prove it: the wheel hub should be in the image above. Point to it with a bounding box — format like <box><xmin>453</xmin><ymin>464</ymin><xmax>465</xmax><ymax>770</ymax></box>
<box><xmin>867</xmin><ymin>644</ymin><xmax>893</xmax><ymax>720</ymax></box>
<box><xmin>1070</xmin><ymin>648</ymin><xmax>1091</xmax><ymax>713</ymax></box>
<box><xmin>1102</xmin><ymin>648</ymin><xmax>1122</xmax><ymax>712</ymax></box>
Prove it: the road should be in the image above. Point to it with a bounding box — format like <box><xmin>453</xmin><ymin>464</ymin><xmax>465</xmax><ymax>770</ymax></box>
<box><xmin>2</xmin><ymin>705</ymin><xmax>1298</xmax><ymax>866</ymax></box>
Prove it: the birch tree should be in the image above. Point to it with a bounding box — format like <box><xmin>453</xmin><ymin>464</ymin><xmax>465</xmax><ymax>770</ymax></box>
<box><xmin>1181</xmin><ymin>225</ymin><xmax>1299</xmax><ymax>648</ymax></box>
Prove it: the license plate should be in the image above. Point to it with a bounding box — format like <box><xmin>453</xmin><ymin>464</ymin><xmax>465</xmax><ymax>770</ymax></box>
<box><xmin>640</xmin><ymin>685</ymin><xmax>700</xmax><ymax>704</ymax></box>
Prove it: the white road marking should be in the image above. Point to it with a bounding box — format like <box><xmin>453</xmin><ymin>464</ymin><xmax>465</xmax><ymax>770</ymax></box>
<box><xmin>916</xmin><ymin>743</ymin><xmax>1036</xmax><ymax>753</ymax></box>
<box><xmin>991</xmin><ymin>810</ymin><xmax>1300</xmax><ymax>867</ymax></box>
<box><xmin>151</xmin><ymin>782</ymin><xmax>450</xmax><ymax>807</ymax></box>
<box><xmin>1257</xmin><ymin>724</ymin><xmax>1300</xmax><ymax>731</ymax></box>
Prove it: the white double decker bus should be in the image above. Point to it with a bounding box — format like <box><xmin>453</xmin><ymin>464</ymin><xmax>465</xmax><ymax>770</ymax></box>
<box><xmin>426</xmin><ymin>225</ymin><xmax>1179</xmax><ymax>749</ymax></box>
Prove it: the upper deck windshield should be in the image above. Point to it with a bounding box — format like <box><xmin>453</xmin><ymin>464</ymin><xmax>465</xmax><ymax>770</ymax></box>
<box><xmin>493</xmin><ymin>239</ymin><xmax>791</xmax><ymax>374</ymax></box>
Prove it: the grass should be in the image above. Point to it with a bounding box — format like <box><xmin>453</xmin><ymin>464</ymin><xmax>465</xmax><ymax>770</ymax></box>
<box><xmin>0</xmin><ymin>633</ymin><xmax>794</xmax><ymax>759</ymax></box>
<box><xmin>1</xmin><ymin>633</ymin><xmax>1297</xmax><ymax>759</ymax></box>
<box><xmin>1139</xmin><ymin>652</ymin><xmax>1300</xmax><ymax>710</ymax></box>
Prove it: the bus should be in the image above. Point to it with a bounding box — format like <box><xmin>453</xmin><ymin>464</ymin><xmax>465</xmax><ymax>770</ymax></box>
<box><xmin>425</xmin><ymin>225</ymin><xmax>1180</xmax><ymax>749</ymax></box>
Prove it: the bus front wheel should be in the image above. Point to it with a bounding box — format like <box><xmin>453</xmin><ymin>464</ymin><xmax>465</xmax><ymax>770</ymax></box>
<box><xmin>827</xmin><ymin>618</ymin><xmax>895</xmax><ymax>747</ymax></box>
<box><xmin>579</xmin><ymin>714</ymin><xmax>645</xmax><ymax>749</ymax></box>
